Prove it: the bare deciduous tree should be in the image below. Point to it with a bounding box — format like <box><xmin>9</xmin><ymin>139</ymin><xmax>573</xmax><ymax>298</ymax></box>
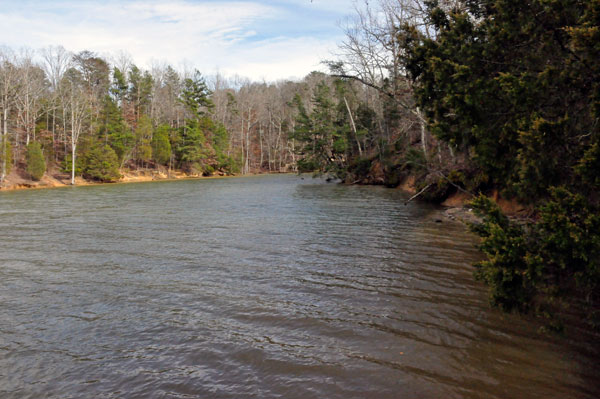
<box><xmin>0</xmin><ymin>48</ymin><xmax>19</xmax><ymax>184</ymax></box>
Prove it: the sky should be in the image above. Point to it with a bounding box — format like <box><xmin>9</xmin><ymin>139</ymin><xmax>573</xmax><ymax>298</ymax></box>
<box><xmin>0</xmin><ymin>0</ymin><xmax>358</xmax><ymax>81</ymax></box>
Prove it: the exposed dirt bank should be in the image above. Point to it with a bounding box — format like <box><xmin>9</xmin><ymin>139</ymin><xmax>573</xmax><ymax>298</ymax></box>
<box><xmin>395</xmin><ymin>175</ymin><xmax>530</xmax><ymax>225</ymax></box>
<box><xmin>0</xmin><ymin>167</ymin><xmax>234</xmax><ymax>192</ymax></box>
<box><xmin>1</xmin><ymin>168</ymin><xmax>529</xmax><ymax>229</ymax></box>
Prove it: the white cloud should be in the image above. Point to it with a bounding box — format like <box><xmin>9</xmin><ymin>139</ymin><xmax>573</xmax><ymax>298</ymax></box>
<box><xmin>0</xmin><ymin>0</ymin><xmax>352</xmax><ymax>81</ymax></box>
<box><xmin>218</xmin><ymin>36</ymin><xmax>334</xmax><ymax>81</ymax></box>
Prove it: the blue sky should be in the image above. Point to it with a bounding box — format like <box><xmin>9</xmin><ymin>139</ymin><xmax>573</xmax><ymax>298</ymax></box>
<box><xmin>0</xmin><ymin>0</ymin><xmax>357</xmax><ymax>81</ymax></box>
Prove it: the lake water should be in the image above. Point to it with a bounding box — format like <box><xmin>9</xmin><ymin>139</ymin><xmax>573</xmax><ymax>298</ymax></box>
<box><xmin>0</xmin><ymin>174</ymin><xmax>598</xmax><ymax>398</ymax></box>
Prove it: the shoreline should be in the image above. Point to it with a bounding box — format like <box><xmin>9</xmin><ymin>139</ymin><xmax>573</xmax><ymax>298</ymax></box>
<box><xmin>394</xmin><ymin>174</ymin><xmax>480</xmax><ymax>224</ymax></box>
<box><xmin>395</xmin><ymin>174</ymin><xmax>529</xmax><ymax>224</ymax></box>
<box><xmin>0</xmin><ymin>169</ymin><xmax>271</xmax><ymax>193</ymax></box>
<box><xmin>0</xmin><ymin>169</ymin><xmax>508</xmax><ymax>226</ymax></box>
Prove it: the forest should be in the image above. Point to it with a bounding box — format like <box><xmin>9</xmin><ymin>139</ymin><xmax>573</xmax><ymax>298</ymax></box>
<box><xmin>1</xmin><ymin>0</ymin><xmax>598</xmax><ymax>330</ymax></box>
<box><xmin>0</xmin><ymin>47</ymin><xmax>303</xmax><ymax>185</ymax></box>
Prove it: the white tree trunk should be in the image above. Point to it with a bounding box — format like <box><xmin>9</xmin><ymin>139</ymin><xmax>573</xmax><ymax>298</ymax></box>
<box><xmin>416</xmin><ymin>107</ymin><xmax>427</xmax><ymax>159</ymax></box>
<box><xmin>71</xmin><ymin>143</ymin><xmax>76</xmax><ymax>185</ymax></box>
<box><xmin>1</xmin><ymin>107</ymin><xmax>7</xmax><ymax>184</ymax></box>
<box><xmin>344</xmin><ymin>96</ymin><xmax>362</xmax><ymax>156</ymax></box>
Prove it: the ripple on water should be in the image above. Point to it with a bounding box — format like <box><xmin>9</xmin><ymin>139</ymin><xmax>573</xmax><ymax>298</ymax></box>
<box><xmin>0</xmin><ymin>175</ymin><xmax>598</xmax><ymax>399</ymax></box>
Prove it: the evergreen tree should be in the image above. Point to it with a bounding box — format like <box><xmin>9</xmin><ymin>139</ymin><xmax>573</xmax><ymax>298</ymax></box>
<box><xmin>128</xmin><ymin>65</ymin><xmax>154</xmax><ymax>118</ymax></box>
<box><xmin>292</xmin><ymin>81</ymin><xmax>353</xmax><ymax>176</ymax></box>
<box><xmin>100</xmin><ymin>96</ymin><xmax>133</xmax><ymax>163</ymax></box>
<box><xmin>152</xmin><ymin>124</ymin><xmax>172</xmax><ymax>166</ymax></box>
<box><xmin>406</xmin><ymin>0</ymin><xmax>600</xmax><ymax>327</ymax></box>
<box><xmin>174</xmin><ymin>70</ymin><xmax>216</xmax><ymax>174</ymax></box>
<box><xmin>134</xmin><ymin>114</ymin><xmax>153</xmax><ymax>166</ymax></box>
<box><xmin>175</xmin><ymin>118</ymin><xmax>214</xmax><ymax>174</ymax></box>
<box><xmin>180</xmin><ymin>70</ymin><xmax>213</xmax><ymax>118</ymax></box>
<box><xmin>110</xmin><ymin>67</ymin><xmax>128</xmax><ymax>105</ymax></box>
<box><xmin>82</xmin><ymin>144</ymin><xmax>121</xmax><ymax>182</ymax></box>
<box><xmin>211</xmin><ymin>120</ymin><xmax>238</xmax><ymax>173</ymax></box>
<box><xmin>25</xmin><ymin>141</ymin><xmax>46</xmax><ymax>181</ymax></box>
<box><xmin>406</xmin><ymin>0</ymin><xmax>600</xmax><ymax>200</ymax></box>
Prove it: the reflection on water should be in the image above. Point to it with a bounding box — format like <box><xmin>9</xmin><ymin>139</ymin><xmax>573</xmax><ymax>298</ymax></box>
<box><xmin>0</xmin><ymin>175</ymin><xmax>598</xmax><ymax>398</ymax></box>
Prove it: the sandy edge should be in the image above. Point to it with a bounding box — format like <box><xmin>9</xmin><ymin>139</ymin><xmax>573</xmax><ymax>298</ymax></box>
<box><xmin>1</xmin><ymin>171</ymin><xmax>522</xmax><ymax>227</ymax></box>
<box><xmin>0</xmin><ymin>169</ymin><xmax>244</xmax><ymax>192</ymax></box>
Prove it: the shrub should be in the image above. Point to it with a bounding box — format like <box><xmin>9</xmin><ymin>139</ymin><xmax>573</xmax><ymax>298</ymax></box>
<box><xmin>297</xmin><ymin>158</ymin><xmax>319</xmax><ymax>173</ymax></box>
<box><xmin>402</xmin><ymin>148</ymin><xmax>426</xmax><ymax>172</ymax></box>
<box><xmin>152</xmin><ymin>125</ymin><xmax>172</xmax><ymax>165</ymax></box>
<box><xmin>469</xmin><ymin>195</ymin><xmax>534</xmax><ymax>313</ymax></box>
<box><xmin>82</xmin><ymin>145</ymin><xmax>121</xmax><ymax>182</ymax></box>
<box><xmin>26</xmin><ymin>142</ymin><xmax>46</xmax><ymax>181</ymax></box>
<box><xmin>383</xmin><ymin>165</ymin><xmax>405</xmax><ymax>187</ymax></box>
<box><xmin>216</xmin><ymin>153</ymin><xmax>241</xmax><ymax>175</ymax></box>
<box><xmin>470</xmin><ymin>189</ymin><xmax>600</xmax><ymax>330</ymax></box>
<box><xmin>347</xmin><ymin>157</ymin><xmax>373</xmax><ymax>178</ymax></box>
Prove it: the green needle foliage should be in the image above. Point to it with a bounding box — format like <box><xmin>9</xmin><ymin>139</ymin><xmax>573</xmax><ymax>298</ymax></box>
<box><xmin>152</xmin><ymin>124</ymin><xmax>172</xmax><ymax>166</ymax></box>
<box><xmin>292</xmin><ymin>80</ymin><xmax>357</xmax><ymax>177</ymax></box>
<box><xmin>82</xmin><ymin>144</ymin><xmax>121</xmax><ymax>182</ymax></box>
<box><xmin>26</xmin><ymin>142</ymin><xmax>46</xmax><ymax>181</ymax></box>
<box><xmin>134</xmin><ymin>114</ymin><xmax>153</xmax><ymax>166</ymax></box>
<box><xmin>406</xmin><ymin>0</ymin><xmax>600</xmax><ymax>327</ymax></box>
<box><xmin>406</xmin><ymin>0</ymin><xmax>600</xmax><ymax>200</ymax></box>
<box><xmin>471</xmin><ymin>190</ymin><xmax>600</xmax><ymax>330</ymax></box>
<box><xmin>100</xmin><ymin>96</ymin><xmax>133</xmax><ymax>163</ymax></box>
<box><xmin>176</xmin><ymin>118</ymin><xmax>210</xmax><ymax>173</ymax></box>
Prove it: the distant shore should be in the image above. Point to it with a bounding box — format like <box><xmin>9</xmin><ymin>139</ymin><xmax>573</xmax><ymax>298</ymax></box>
<box><xmin>0</xmin><ymin>168</ymin><xmax>501</xmax><ymax>226</ymax></box>
<box><xmin>0</xmin><ymin>167</ymin><xmax>248</xmax><ymax>192</ymax></box>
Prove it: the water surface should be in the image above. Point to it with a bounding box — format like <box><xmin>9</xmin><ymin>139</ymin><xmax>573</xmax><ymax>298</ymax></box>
<box><xmin>0</xmin><ymin>175</ymin><xmax>598</xmax><ymax>398</ymax></box>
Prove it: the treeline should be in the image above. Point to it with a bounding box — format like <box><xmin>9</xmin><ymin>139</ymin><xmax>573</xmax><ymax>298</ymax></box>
<box><xmin>291</xmin><ymin>0</ymin><xmax>464</xmax><ymax>189</ymax></box>
<box><xmin>0</xmin><ymin>47</ymin><xmax>350</xmax><ymax>185</ymax></box>
<box><xmin>0</xmin><ymin>48</ymin><xmax>232</xmax><ymax>184</ymax></box>
<box><xmin>0</xmin><ymin>42</ymin><xmax>410</xmax><ymax>187</ymax></box>
<box><xmin>294</xmin><ymin>0</ymin><xmax>598</xmax><ymax>330</ymax></box>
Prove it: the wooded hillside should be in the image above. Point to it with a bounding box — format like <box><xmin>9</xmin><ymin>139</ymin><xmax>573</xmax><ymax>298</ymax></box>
<box><xmin>314</xmin><ymin>0</ymin><xmax>600</xmax><ymax>330</ymax></box>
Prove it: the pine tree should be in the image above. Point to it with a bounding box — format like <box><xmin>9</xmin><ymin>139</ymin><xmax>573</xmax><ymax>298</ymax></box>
<box><xmin>292</xmin><ymin>81</ymin><xmax>353</xmax><ymax>176</ymax></box>
<box><xmin>100</xmin><ymin>96</ymin><xmax>133</xmax><ymax>163</ymax></box>
<box><xmin>407</xmin><ymin>0</ymin><xmax>600</xmax><ymax>327</ymax></box>
<box><xmin>82</xmin><ymin>144</ymin><xmax>121</xmax><ymax>182</ymax></box>
<box><xmin>134</xmin><ymin>114</ymin><xmax>153</xmax><ymax>166</ymax></box>
<box><xmin>152</xmin><ymin>124</ymin><xmax>172</xmax><ymax>166</ymax></box>
<box><xmin>26</xmin><ymin>141</ymin><xmax>46</xmax><ymax>181</ymax></box>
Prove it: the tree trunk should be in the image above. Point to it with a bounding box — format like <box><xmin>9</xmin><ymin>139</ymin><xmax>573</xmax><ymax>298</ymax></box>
<box><xmin>245</xmin><ymin>119</ymin><xmax>250</xmax><ymax>174</ymax></box>
<box><xmin>71</xmin><ymin>102</ymin><xmax>76</xmax><ymax>185</ymax></box>
<box><xmin>25</xmin><ymin>91</ymin><xmax>30</xmax><ymax>146</ymax></box>
<box><xmin>240</xmin><ymin>115</ymin><xmax>245</xmax><ymax>174</ymax></box>
<box><xmin>52</xmin><ymin>107</ymin><xmax>57</xmax><ymax>161</ymax></box>
<box><xmin>1</xmin><ymin>106</ymin><xmax>7</xmax><ymax>184</ymax></box>
<box><xmin>244</xmin><ymin>109</ymin><xmax>250</xmax><ymax>174</ymax></box>
<box><xmin>259</xmin><ymin>124</ymin><xmax>264</xmax><ymax>172</ymax></box>
<box><xmin>344</xmin><ymin>96</ymin><xmax>362</xmax><ymax>156</ymax></box>
<box><xmin>71</xmin><ymin>143</ymin><xmax>76</xmax><ymax>185</ymax></box>
<box><xmin>63</xmin><ymin>108</ymin><xmax>68</xmax><ymax>160</ymax></box>
<box><xmin>416</xmin><ymin>107</ymin><xmax>428</xmax><ymax>159</ymax></box>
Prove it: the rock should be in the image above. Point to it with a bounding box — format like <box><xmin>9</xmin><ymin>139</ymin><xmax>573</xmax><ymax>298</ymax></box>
<box><xmin>444</xmin><ymin>207</ymin><xmax>482</xmax><ymax>225</ymax></box>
